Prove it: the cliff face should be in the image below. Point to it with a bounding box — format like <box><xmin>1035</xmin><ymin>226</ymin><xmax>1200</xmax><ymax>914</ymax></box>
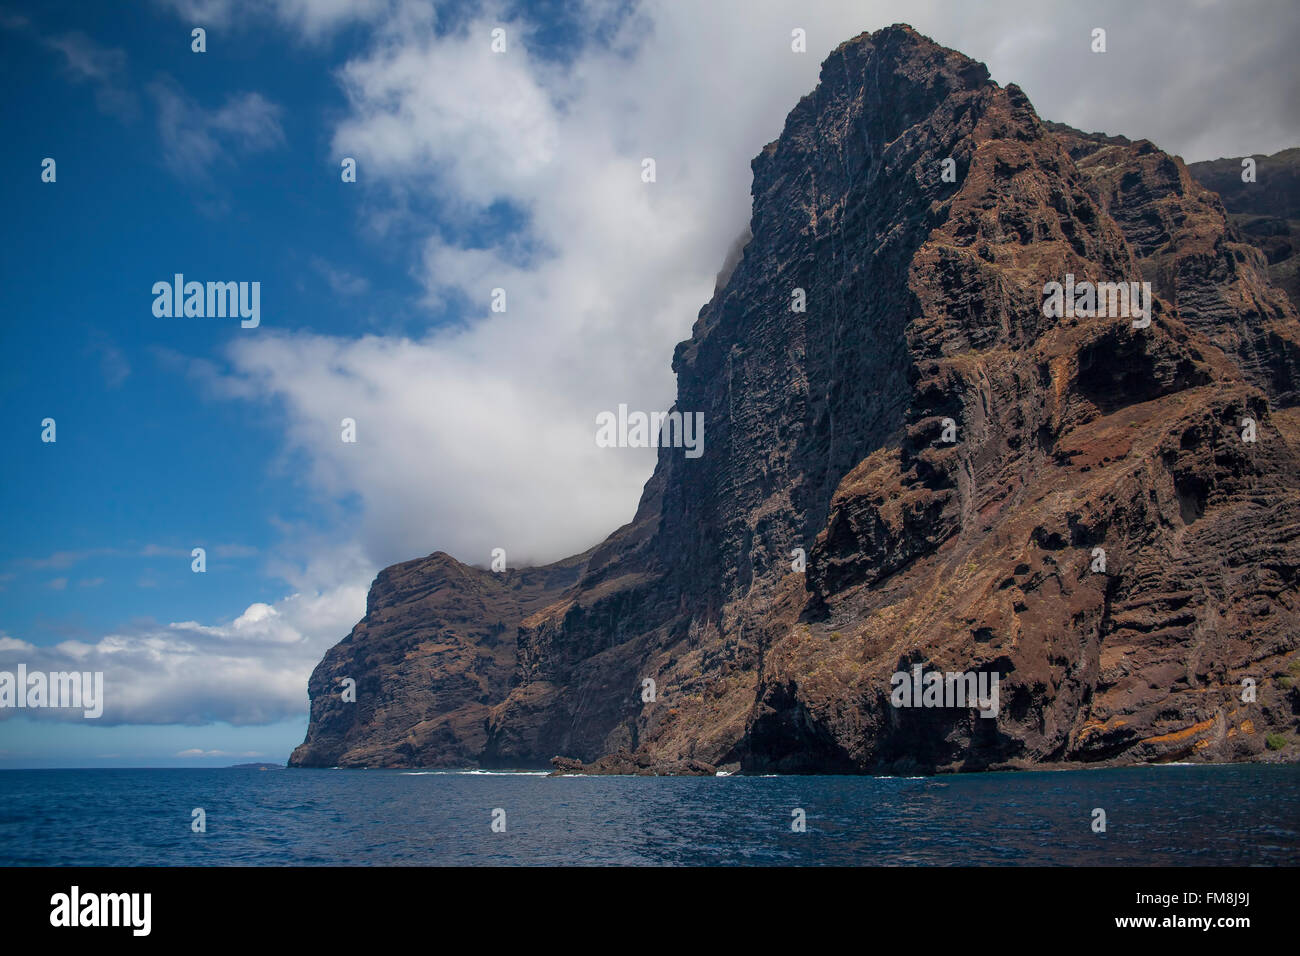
<box><xmin>1187</xmin><ymin>147</ymin><xmax>1300</xmax><ymax>311</ymax></box>
<box><xmin>289</xmin><ymin>551</ymin><xmax>588</xmax><ymax>767</ymax></box>
<box><xmin>291</xmin><ymin>25</ymin><xmax>1300</xmax><ymax>773</ymax></box>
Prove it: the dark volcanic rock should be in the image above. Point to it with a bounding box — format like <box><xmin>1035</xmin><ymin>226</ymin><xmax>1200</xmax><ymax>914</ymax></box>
<box><xmin>1188</xmin><ymin>148</ymin><xmax>1300</xmax><ymax>220</ymax></box>
<box><xmin>1187</xmin><ymin>148</ymin><xmax>1300</xmax><ymax>312</ymax></box>
<box><xmin>549</xmin><ymin>750</ymin><xmax>717</xmax><ymax>776</ymax></box>
<box><xmin>290</xmin><ymin>551</ymin><xmax>587</xmax><ymax>768</ymax></box>
<box><xmin>292</xmin><ymin>25</ymin><xmax>1300</xmax><ymax>773</ymax></box>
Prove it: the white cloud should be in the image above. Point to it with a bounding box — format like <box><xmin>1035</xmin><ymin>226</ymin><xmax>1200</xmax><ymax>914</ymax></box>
<box><xmin>271</xmin><ymin>0</ymin><xmax>392</xmax><ymax>38</ymax></box>
<box><xmin>214</xmin><ymin>2</ymin><xmax>817</xmax><ymax>567</ymax></box>
<box><xmin>0</xmin><ymin>576</ymin><xmax>366</xmax><ymax>726</ymax></box>
<box><xmin>154</xmin><ymin>0</ymin><xmax>237</xmax><ymax>25</ymax></box>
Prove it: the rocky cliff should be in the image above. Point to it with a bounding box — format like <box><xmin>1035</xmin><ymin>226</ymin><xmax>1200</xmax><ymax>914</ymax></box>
<box><xmin>291</xmin><ymin>25</ymin><xmax>1300</xmax><ymax>773</ymax></box>
<box><xmin>1187</xmin><ymin>147</ymin><xmax>1300</xmax><ymax>310</ymax></box>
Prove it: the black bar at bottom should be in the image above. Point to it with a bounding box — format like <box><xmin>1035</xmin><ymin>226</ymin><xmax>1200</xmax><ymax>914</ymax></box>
<box><xmin>3</xmin><ymin>865</ymin><xmax>1279</xmax><ymax>942</ymax></box>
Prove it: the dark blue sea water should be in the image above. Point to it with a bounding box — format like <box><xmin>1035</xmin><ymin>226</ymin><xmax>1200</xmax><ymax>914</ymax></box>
<box><xmin>1</xmin><ymin>764</ymin><xmax>1296</xmax><ymax>866</ymax></box>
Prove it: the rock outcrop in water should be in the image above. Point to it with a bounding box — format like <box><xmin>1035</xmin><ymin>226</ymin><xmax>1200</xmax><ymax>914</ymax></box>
<box><xmin>291</xmin><ymin>25</ymin><xmax>1300</xmax><ymax>774</ymax></box>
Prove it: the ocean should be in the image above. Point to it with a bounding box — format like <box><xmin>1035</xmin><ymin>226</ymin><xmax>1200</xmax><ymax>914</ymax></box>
<box><xmin>1</xmin><ymin>763</ymin><xmax>1296</xmax><ymax>866</ymax></box>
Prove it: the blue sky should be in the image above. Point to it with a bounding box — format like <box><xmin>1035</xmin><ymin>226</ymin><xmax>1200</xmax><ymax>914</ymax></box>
<box><xmin>0</xmin><ymin>0</ymin><xmax>676</xmax><ymax>768</ymax></box>
<box><xmin>1</xmin><ymin>0</ymin><xmax>436</xmax><ymax>765</ymax></box>
<box><xmin>1</xmin><ymin>0</ymin><xmax>1295</xmax><ymax>767</ymax></box>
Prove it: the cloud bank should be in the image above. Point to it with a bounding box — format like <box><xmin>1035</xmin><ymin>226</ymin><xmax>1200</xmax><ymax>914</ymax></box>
<box><xmin>0</xmin><ymin>576</ymin><xmax>366</xmax><ymax>726</ymax></box>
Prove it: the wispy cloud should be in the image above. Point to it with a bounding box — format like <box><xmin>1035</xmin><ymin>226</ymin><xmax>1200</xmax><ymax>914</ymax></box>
<box><xmin>45</xmin><ymin>30</ymin><xmax>126</xmax><ymax>83</ymax></box>
<box><xmin>176</xmin><ymin>748</ymin><xmax>265</xmax><ymax>758</ymax></box>
<box><xmin>20</xmin><ymin>549</ymin><xmax>117</xmax><ymax>571</ymax></box>
<box><xmin>310</xmin><ymin>257</ymin><xmax>371</xmax><ymax>296</ymax></box>
<box><xmin>85</xmin><ymin>333</ymin><xmax>131</xmax><ymax>389</ymax></box>
<box><xmin>14</xmin><ymin>544</ymin><xmax>256</xmax><ymax>572</ymax></box>
<box><xmin>149</xmin><ymin>79</ymin><xmax>285</xmax><ymax>180</ymax></box>
<box><xmin>2</xmin><ymin>16</ymin><xmax>140</xmax><ymax>118</ymax></box>
<box><xmin>154</xmin><ymin>0</ymin><xmax>390</xmax><ymax>41</ymax></box>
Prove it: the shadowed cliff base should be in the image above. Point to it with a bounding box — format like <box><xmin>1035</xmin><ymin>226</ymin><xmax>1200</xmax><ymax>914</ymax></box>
<box><xmin>291</xmin><ymin>24</ymin><xmax>1300</xmax><ymax>775</ymax></box>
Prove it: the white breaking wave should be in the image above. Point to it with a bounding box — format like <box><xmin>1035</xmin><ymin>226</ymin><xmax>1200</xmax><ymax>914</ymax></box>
<box><xmin>398</xmin><ymin>769</ymin><xmax>550</xmax><ymax>776</ymax></box>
